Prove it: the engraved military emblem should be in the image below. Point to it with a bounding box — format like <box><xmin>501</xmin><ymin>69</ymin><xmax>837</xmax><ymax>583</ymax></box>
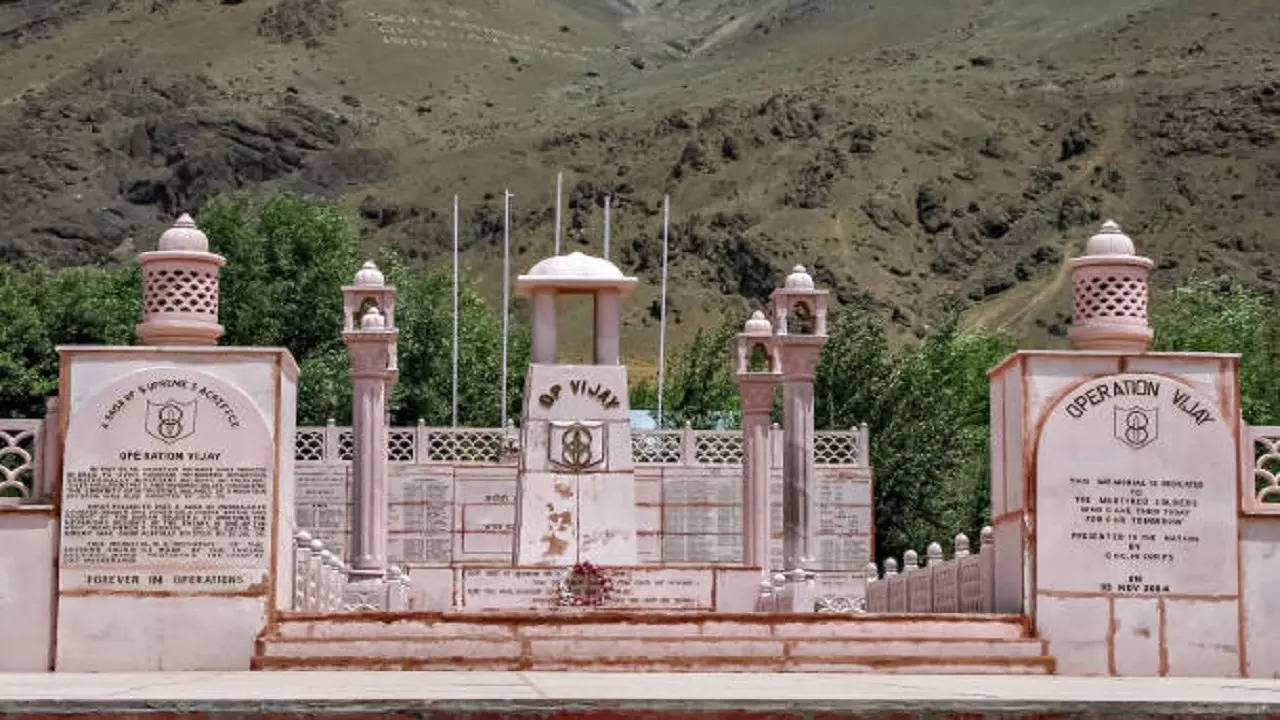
<box><xmin>1114</xmin><ymin>406</ymin><xmax>1157</xmax><ymax>449</ymax></box>
<box><xmin>549</xmin><ymin>421</ymin><xmax>603</xmax><ymax>472</ymax></box>
<box><xmin>145</xmin><ymin>399</ymin><xmax>197</xmax><ymax>444</ymax></box>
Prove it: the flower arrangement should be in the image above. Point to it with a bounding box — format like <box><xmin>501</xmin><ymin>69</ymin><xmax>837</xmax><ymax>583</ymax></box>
<box><xmin>554</xmin><ymin>561</ymin><xmax>615</xmax><ymax>607</ymax></box>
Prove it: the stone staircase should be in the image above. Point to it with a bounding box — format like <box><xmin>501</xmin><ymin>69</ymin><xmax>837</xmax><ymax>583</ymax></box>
<box><xmin>253</xmin><ymin>611</ymin><xmax>1054</xmax><ymax>673</ymax></box>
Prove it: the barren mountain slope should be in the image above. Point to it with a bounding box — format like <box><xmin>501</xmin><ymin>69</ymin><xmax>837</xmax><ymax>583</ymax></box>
<box><xmin>0</xmin><ymin>0</ymin><xmax>1275</xmax><ymax>367</ymax></box>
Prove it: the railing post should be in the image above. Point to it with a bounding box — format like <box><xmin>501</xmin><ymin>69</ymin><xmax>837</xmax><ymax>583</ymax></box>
<box><xmin>926</xmin><ymin>541</ymin><xmax>943</xmax><ymax>613</ymax></box>
<box><xmin>980</xmin><ymin>525</ymin><xmax>995</xmax><ymax>613</ymax></box>
<box><xmin>292</xmin><ymin>531</ymin><xmax>311</xmax><ymax>611</ymax></box>
<box><xmin>858</xmin><ymin>422</ymin><xmax>870</xmax><ymax>467</ymax></box>
<box><xmin>306</xmin><ymin>539</ymin><xmax>324</xmax><ymax>610</ymax></box>
<box><xmin>415</xmin><ymin>418</ymin><xmax>427</xmax><ymax>465</ymax></box>
<box><xmin>324</xmin><ymin>418</ymin><xmax>338</xmax><ymax>465</ymax></box>
<box><xmin>863</xmin><ymin>561</ymin><xmax>880</xmax><ymax>612</ymax></box>
<box><xmin>37</xmin><ymin>396</ymin><xmax>61</xmax><ymax>503</ymax></box>
<box><xmin>681</xmin><ymin>421</ymin><xmax>696</xmax><ymax>466</ymax></box>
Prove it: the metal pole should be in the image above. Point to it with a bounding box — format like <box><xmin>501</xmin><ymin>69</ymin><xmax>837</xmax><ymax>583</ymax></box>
<box><xmin>603</xmin><ymin>194</ymin><xmax>611</xmax><ymax>260</ymax></box>
<box><xmin>656</xmin><ymin>194</ymin><xmax>669</xmax><ymax>427</ymax></box>
<box><xmin>452</xmin><ymin>194</ymin><xmax>459</xmax><ymax>428</ymax></box>
<box><xmin>554</xmin><ymin>171</ymin><xmax>563</xmax><ymax>255</ymax></box>
<box><xmin>500</xmin><ymin>189</ymin><xmax>511</xmax><ymax>429</ymax></box>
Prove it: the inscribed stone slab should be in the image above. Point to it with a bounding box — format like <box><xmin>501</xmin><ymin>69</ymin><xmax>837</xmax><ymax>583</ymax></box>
<box><xmin>1035</xmin><ymin>373</ymin><xmax>1238</xmax><ymax>597</ymax></box>
<box><xmin>59</xmin><ymin>368</ymin><xmax>274</xmax><ymax>594</ymax></box>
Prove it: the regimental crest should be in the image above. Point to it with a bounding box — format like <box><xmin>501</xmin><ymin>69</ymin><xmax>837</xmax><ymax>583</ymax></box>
<box><xmin>1114</xmin><ymin>406</ymin><xmax>1157</xmax><ymax>449</ymax></box>
<box><xmin>145</xmin><ymin>399</ymin><xmax>197</xmax><ymax>444</ymax></box>
<box><xmin>548</xmin><ymin>421</ymin><xmax>604</xmax><ymax>472</ymax></box>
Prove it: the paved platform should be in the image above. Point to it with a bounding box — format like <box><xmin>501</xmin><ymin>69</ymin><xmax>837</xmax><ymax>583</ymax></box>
<box><xmin>1</xmin><ymin>672</ymin><xmax>1279</xmax><ymax>718</ymax></box>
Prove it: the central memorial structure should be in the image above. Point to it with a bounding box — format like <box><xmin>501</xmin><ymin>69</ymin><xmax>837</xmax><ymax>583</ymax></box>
<box><xmin>3</xmin><ymin>213</ymin><xmax>1276</xmax><ymax>676</ymax></box>
<box><xmin>514</xmin><ymin>252</ymin><xmax>639</xmax><ymax>566</ymax></box>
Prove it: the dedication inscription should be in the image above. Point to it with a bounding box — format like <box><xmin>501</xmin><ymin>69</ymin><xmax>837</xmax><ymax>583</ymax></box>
<box><xmin>1036</xmin><ymin>373</ymin><xmax>1238</xmax><ymax>597</ymax></box>
<box><xmin>60</xmin><ymin>368</ymin><xmax>274</xmax><ymax>593</ymax></box>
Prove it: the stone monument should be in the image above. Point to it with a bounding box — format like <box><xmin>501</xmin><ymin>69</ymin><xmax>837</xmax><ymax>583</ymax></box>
<box><xmin>53</xmin><ymin>215</ymin><xmax>298</xmax><ymax>671</ymax></box>
<box><xmin>986</xmin><ymin>220</ymin><xmax>1255</xmax><ymax>675</ymax></box>
<box><xmin>514</xmin><ymin>251</ymin><xmax>639</xmax><ymax>565</ymax></box>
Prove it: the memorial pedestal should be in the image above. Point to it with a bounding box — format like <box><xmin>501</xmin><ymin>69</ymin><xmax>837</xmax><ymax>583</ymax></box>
<box><xmin>515</xmin><ymin>364</ymin><xmax>637</xmax><ymax>566</ymax></box>
<box><xmin>990</xmin><ymin>350</ymin><xmax>1244</xmax><ymax>676</ymax></box>
<box><xmin>54</xmin><ymin>347</ymin><xmax>297</xmax><ymax>671</ymax></box>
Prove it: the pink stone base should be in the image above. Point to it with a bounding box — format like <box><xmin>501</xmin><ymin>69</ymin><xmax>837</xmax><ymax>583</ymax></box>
<box><xmin>255</xmin><ymin>612</ymin><xmax>1049</xmax><ymax>673</ymax></box>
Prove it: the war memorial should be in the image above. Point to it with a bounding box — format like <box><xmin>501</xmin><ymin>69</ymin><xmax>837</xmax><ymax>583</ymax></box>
<box><xmin>0</xmin><ymin>214</ymin><xmax>1277</xmax><ymax>716</ymax></box>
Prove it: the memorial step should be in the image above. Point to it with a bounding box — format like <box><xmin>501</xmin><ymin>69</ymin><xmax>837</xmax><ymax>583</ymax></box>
<box><xmin>254</xmin><ymin>611</ymin><xmax>1053</xmax><ymax>673</ymax></box>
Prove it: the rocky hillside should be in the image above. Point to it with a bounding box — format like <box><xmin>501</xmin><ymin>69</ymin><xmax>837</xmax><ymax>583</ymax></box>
<box><xmin>0</xmin><ymin>0</ymin><xmax>1276</xmax><ymax>368</ymax></box>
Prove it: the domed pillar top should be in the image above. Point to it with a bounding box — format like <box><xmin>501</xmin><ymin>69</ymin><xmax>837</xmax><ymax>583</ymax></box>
<box><xmin>136</xmin><ymin>213</ymin><xmax>226</xmax><ymax>347</ymax></box>
<box><xmin>516</xmin><ymin>252</ymin><xmax>637</xmax><ymax>365</ymax></box>
<box><xmin>1067</xmin><ymin>220</ymin><xmax>1155</xmax><ymax>353</ymax></box>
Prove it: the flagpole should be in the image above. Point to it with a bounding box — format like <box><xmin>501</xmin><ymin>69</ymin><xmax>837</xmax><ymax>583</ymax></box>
<box><xmin>603</xmin><ymin>194</ymin><xmax>611</xmax><ymax>260</ymax></box>
<box><xmin>554</xmin><ymin>170</ymin><xmax>563</xmax><ymax>255</ymax></box>
<box><xmin>656</xmin><ymin>194</ymin><xmax>669</xmax><ymax>428</ymax></box>
<box><xmin>451</xmin><ymin>193</ymin><xmax>459</xmax><ymax>429</ymax></box>
<box><xmin>500</xmin><ymin>189</ymin><xmax>511</xmax><ymax>429</ymax></box>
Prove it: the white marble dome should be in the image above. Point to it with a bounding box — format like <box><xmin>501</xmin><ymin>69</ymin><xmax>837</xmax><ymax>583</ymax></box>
<box><xmin>1084</xmin><ymin>220</ymin><xmax>1136</xmax><ymax>256</ymax></box>
<box><xmin>354</xmin><ymin>260</ymin><xmax>385</xmax><ymax>286</ymax></box>
<box><xmin>784</xmin><ymin>265</ymin><xmax>814</xmax><ymax>290</ymax></box>
<box><xmin>157</xmin><ymin>213</ymin><xmax>209</xmax><ymax>252</ymax></box>
<box><xmin>742</xmin><ymin>310</ymin><xmax>773</xmax><ymax>335</ymax></box>
<box><xmin>526</xmin><ymin>251</ymin><xmax>625</xmax><ymax>279</ymax></box>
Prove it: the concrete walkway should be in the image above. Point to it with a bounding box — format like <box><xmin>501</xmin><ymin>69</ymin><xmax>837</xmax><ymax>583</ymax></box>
<box><xmin>1</xmin><ymin>672</ymin><xmax>1279</xmax><ymax>717</ymax></box>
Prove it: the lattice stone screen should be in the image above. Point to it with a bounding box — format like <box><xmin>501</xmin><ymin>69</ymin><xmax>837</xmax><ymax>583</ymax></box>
<box><xmin>631</xmin><ymin>431</ymin><xmax>682</xmax><ymax>464</ymax></box>
<box><xmin>0</xmin><ymin>420</ymin><xmax>40</xmax><ymax>502</ymax></box>
<box><xmin>294</xmin><ymin>423</ymin><xmax>867</xmax><ymax>468</ymax></box>
<box><xmin>693</xmin><ymin>432</ymin><xmax>743</xmax><ymax>464</ymax></box>
<box><xmin>1249</xmin><ymin>425</ymin><xmax>1280</xmax><ymax>512</ymax></box>
<box><xmin>1071</xmin><ymin>267</ymin><xmax>1149</xmax><ymax>323</ymax></box>
<box><xmin>295</xmin><ymin>423</ymin><xmax>513</xmax><ymax>465</ymax></box>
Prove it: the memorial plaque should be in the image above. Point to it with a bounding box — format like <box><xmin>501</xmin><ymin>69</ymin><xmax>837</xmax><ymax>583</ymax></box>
<box><xmin>663</xmin><ymin>505</ymin><xmax>742</xmax><ymax>535</ymax></box>
<box><xmin>664</xmin><ymin>476</ymin><xmax>741</xmax><ymax>503</ymax></box>
<box><xmin>387</xmin><ymin>468</ymin><xmax>453</xmax><ymax>566</ymax></box>
<box><xmin>1036</xmin><ymin>373</ymin><xmax>1238</xmax><ymax>596</ymax></box>
<box><xmin>662</xmin><ymin>534</ymin><xmax>742</xmax><ymax>563</ymax></box>
<box><xmin>59</xmin><ymin>369</ymin><xmax>274</xmax><ymax>593</ymax></box>
<box><xmin>461</xmin><ymin>566</ymin><xmax>713</xmax><ymax>609</ymax></box>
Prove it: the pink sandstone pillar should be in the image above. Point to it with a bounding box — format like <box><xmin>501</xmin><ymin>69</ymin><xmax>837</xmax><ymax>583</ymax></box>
<box><xmin>1067</xmin><ymin>220</ymin><xmax>1154</xmax><ymax>351</ymax></box>
<box><xmin>532</xmin><ymin>289</ymin><xmax>557</xmax><ymax>363</ymax></box>
<box><xmin>342</xmin><ymin>262</ymin><xmax>399</xmax><ymax>579</ymax></box>
<box><xmin>735</xmin><ymin>311</ymin><xmax>780</xmax><ymax>572</ymax></box>
<box><xmin>136</xmin><ymin>213</ymin><xmax>225</xmax><ymax>346</ymax></box>
<box><xmin>770</xmin><ymin>266</ymin><xmax>829</xmax><ymax>575</ymax></box>
<box><xmin>594</xmin><ymin>288</ymin><xmax>621</xmax><ymax>365</ymax></box>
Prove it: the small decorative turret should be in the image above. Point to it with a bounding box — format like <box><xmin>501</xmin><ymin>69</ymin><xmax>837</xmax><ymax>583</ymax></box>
<box><xmin>770</xmin><ymin>265</ymin><xmax>828</xmax><ymax>335</ymax></box>
<box><xmin>135</xmin><ymin>213</ymin><xmax>226</xmax><ymax>346</ymax></box>
<box><xmin>735</xmin><ymin>310</ymin><xmax>780</xmax><ymax>374</ymax></box>
<box><xmin>1067</xmin><ymin>220</ymin><xmax>1154</xmax><ymax>352</ymax></box>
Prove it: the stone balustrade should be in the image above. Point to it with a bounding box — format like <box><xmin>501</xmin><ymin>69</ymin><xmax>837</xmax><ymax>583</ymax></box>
<box><xmin>294</xmin><ymin>420</ymin><xmax>869</xmax><ymax>468</ymax></box>
<box><xmin>292</xmin><ymin>532</ymin><xmax>412</xmax><ymax>613</ymax></box>
<box><xmin>864</xmin><ymin>527</ymin><xmax>995</xmax><ymax>614</ymax></box>
<box><xmin>293</xmin><ymin>531</ymin><xmax>346</xmax><ymax>613</ymax></box>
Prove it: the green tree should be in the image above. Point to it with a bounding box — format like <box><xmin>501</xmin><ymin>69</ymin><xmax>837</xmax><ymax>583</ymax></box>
<box><xmin>1151</xmin><ymin>278</ymin><xmax>1280</xmax><ymax>425</ymax></box>
<box><xmin>384</xmin><ymin>255</ymin><xmax>530</xmax><ymax>427</ymax></box>
<box><xmin>657</xmin><ymin>318</ymin><xmax>741</xmax><ymax>428</ymax></box>
<box><xmin>815</xmin><ymin>306</ymin><xmax>1013</xmax><ymax>563</ymax></box>
<box><xmin>0</xmin><ymin>264</ymin><xmax>139</xmax><ymax>417</ymax></box>
<box><xmin>0</xmin><ymin>192</ymin><xmax>526</xmax><ymax>428</ymax></box>
<box><xmin>200</xmin><ymin>193</ymin><xmax>356</xmax><ymax>359</ymax></box>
